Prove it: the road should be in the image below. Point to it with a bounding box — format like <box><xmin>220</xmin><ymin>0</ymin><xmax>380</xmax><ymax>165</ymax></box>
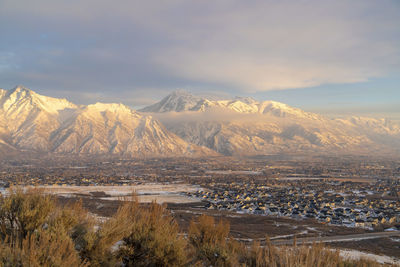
<box><xmin>271</xmin><ymin>230</ymin><xmax>400</xmax><ymax>246</ymax></box>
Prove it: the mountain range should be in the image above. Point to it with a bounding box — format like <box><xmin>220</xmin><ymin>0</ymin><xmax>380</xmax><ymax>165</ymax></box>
<box><xmin>1</xmin><ymin>85</ymin><xmax>399</xmax><ymax>157</ymax></box>
<box><xmin>0</xmin><ymin>86</ymin><xmax>213</xmax><ymax>157</ymax></box>
<box><xmin>140</xmin><ymin>90</ymin><xmax>400</xmax><ymax>156</ymax></box>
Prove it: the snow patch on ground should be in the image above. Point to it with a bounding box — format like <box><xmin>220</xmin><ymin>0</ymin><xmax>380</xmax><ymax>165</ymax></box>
<box><xmin>270</xmin><ymin>230</ymin><xmax>308</xmax><ymax>240</ymax></box>
<box><xmin>34</xmin><ymin>184</ymin><xmax>202</xmax><ymax>204</ymax></box>
<box><xmin>338</xmin><ymin>249</ymin><xmax>399</xmax><ymax>265</ymax></box>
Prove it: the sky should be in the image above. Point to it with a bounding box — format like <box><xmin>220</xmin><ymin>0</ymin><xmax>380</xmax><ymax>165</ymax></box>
<box><xmin>0</xmin><ymin>0</ymin><xmax>399</xmax><ymax>119</ymax></box>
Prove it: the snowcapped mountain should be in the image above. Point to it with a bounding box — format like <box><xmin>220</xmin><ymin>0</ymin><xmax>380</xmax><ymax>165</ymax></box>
<box><xmin>0</xmin><ymin>86</ymin><xmax>77</xmax><ymax>151</ymax></box>
<box><xmin>141</xmin><ymin>91</ymin><xmax>400</xmax><ymax>156</ymax></box>
<box><xmin>139</xmin><ymin>90</ymin><xmax>205</xmax><ymax>112</ymax></box>
<box><xmin>0</xmin><ymin>86</ymin><xmax>215</xmax><ymax>157</ymax></box>
<box><xmin>50</xmin><ymin>102</ymin><xmax>212</xmax><ymax>156</ymax></box>
<box><xmin>1</xmin><ymin>86</ymin><xmax>399</xmax><ymax>158</ymax></box>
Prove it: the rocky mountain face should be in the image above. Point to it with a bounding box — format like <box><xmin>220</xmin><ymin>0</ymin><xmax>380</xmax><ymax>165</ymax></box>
<box><xmin>0</xmin><ymin>86</ymin><xmax>214</xmax><ymax>157</ymax></box>
<box><xmin>140</xmin><ymin>90</ymin><xmax>400</xmax><ymax>156</ymax></box>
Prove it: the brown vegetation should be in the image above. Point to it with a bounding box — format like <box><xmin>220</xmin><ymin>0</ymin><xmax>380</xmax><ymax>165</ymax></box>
<box><xmin>0</xmin><ymin>189</ymin><xmax>392</xmax><ymax>266</ymax></box>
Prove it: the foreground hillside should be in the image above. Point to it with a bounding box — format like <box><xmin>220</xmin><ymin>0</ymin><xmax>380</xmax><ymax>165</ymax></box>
<box><xmin>0</xmin><ymin>189</ymin><xmax>388</xmax><ymax>266</ymax></box>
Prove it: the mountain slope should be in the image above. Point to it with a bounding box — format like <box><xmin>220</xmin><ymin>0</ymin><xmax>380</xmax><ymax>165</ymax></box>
<box><xmin>141</xmin><ymin>91</ymin><xmax>400</xmax><ymax>156</ymax></box>
<box><xmin>51</xmin><ymin>103</ymin><xmax>212</xmax><ymax>156</ymax></box>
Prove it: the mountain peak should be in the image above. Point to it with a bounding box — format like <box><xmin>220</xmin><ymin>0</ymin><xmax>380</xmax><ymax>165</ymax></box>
<box><xmin>233</xmin><ymin>96</ymin><xmax>258</xmax><ymax>105</ymax></box>
<box><xmin>7</xmin><ymin>85</ymin><xmax>33</xmax><ymax>96</ymax></box>
<box><xmin>139</xmin><ymin>90</ymin><xmax>203</xmax><ymax>113</ymax></box>
<box><xmin>170</xmin><ymin>89</ymin><xmax>192</xmax><ymax>97</ymax></box>
<box><xmin>12</xmin><ymin>85</ymin><xmax>30</xmax><ymax>91</ymax></box>
<box><xmin>3</xmin><ymin>85</ymin><xmax>35</xmax><ymax>105</ymax></box>
<box><xmin>166</xmin><ymin>89</ymin><xmax>202</xmax><ymax>103</ymax></box>
<box><xmin>1</xmin><ymin>85</ymin><xmax>76</xmax><ymax>115</ymax></box>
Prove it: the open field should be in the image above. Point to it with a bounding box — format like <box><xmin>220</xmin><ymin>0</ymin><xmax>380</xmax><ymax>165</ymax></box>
<box><xmin>37</xmin><ymin>184</ymin><xmax>201</xmax><ymax>203</ymax></box>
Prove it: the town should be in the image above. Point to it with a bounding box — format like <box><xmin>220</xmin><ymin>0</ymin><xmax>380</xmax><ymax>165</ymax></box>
<box><xmin>187</xmin><ymin>178</ymin><xmax>400</xmax><ymax>229</ymax></box>
<box><xmin>0</xmin><ymin>154</ymin><xmax>399</xmax><ymax>231</ymax></box>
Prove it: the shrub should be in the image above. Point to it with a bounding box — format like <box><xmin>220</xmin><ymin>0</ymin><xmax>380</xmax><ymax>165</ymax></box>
<box><xmin>188</xmin><ymin>215</ymin><xmax>242</xmax><ymax>266</ymax></box>
<box><xmin>0</xmin><ymin>188</ymin><xmax>88</xmax><ymax>266</ymax></box>
<box><xmin>117</xmin><ymin>201</ymin><xmax>187</xmax><ymax>267</ymax></box>
<box><xmin>78</xmin><ymin>198</ymin><xmax>138</xmax><ymax>266</ymax></box>
<box><xmin>0</xmin><ymin>188</ymin><xmax>54</xmax><ymax>247</ymax></box>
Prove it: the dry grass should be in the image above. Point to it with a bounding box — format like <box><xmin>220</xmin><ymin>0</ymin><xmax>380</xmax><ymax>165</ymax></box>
<box><xmin>244</xmin><ymin>240</ymin><xmax>386</xmax><ymax>267</ymax></box>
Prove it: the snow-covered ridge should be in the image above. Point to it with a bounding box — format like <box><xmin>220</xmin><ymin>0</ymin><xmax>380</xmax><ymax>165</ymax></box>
<box><xmin>86</xmin><ymin>102</ymin><xmax>134</xmax><ymax>113</ymax></box>
<box><xmin>139</xmin><ymin>90</ymin><xmax>321</xmax><ymax>120</ymax></box>
<box><xmin>139</xmin><ymin>89</ymin><xmax>204</xmax><ymax>113</ymax></box>
<box><xmin>140</xmin><ymin>90</ymin><xmax>400</xmax><ymax>156</ymax></box>
<box><xmin>1</xmin><ymin>85</ymin><xmax>77</xmax><ymax>114</ymax></box>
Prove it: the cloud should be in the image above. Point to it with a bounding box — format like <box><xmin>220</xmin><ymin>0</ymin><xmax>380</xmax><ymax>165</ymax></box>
<box><xmin>152</xmin><ymin>1</ymin><xmax>400</xmax><ymax>91</ymax></box>
<box><xmin>0</xmin><ymin>0</ymin><xmax>399</xmax><ymax>96</ymax></box>
<box><xmin>146</xmin><ymin>108</ymin><xmax>278</xmax><ymax>125</ymax></box>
